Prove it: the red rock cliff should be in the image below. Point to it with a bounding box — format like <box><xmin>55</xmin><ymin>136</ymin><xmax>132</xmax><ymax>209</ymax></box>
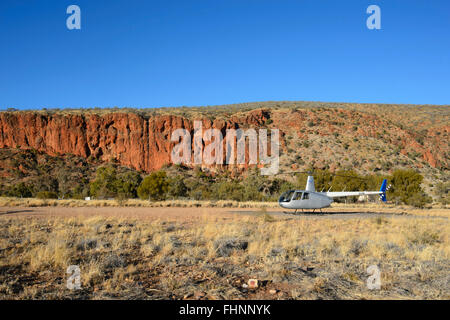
<box><xmin>0</xmin><ymin>110</ymin><xmax>271</xmax><ymax>172</ymax></box>
<box><xmin>0</xmin><ymin>107</ymin><xmax>446</xmax><ymax>173</ymax></box>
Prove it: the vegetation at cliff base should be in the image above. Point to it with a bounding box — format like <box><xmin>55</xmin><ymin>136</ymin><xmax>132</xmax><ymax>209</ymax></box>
<box><xmin>137</xmin><ymin>171</ymin><xmax>169</xmax><ymax>201</ymax></box>
<box><xmin>0</xmin><ymin>148</ymin><xmax>440</xmax><ymax>208</ymax></box>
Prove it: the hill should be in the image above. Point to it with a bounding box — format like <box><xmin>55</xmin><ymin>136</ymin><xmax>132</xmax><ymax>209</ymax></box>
<box><xmin>0</xmin><ymin>102</ymin><xmax>448</xmax><ymax>201</ymax></box>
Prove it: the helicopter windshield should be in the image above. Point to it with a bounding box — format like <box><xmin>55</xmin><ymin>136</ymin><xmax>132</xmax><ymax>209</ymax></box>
<box><xmin>279</xmin><ymin>190</ymin><xmax>295</xmax><ymax>202</ymax></box>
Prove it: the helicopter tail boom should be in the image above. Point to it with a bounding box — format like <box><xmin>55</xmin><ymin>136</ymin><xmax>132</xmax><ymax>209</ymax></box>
<box><xmin>323</xmin><ymin>179</ymin><xmax>389</xmax><ymax>202</ymax></box>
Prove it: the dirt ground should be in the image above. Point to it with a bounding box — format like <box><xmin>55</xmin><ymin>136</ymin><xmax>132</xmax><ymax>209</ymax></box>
<box><xmin>0</xmin><ymin>205</ymin><xmax>448</xmax><ymax>300</ymax></box>
<box><xmin>0</xmin><ymin>205</ymin><xmax>447</xmax><ymax>221</ymax></box>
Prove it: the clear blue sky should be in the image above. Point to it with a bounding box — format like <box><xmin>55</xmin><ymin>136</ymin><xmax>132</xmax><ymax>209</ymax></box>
<box><xmin>0</xmin><ymin>0</ymin><xmax>449</xmax><ymax>110</ymax></box>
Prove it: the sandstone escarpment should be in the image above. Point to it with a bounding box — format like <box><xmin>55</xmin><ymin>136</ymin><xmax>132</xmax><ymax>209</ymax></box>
<box><xmin>0</xmin><ymin>109</ymin><xmax>272</xmax><ymax>172</ymax></box>
<box><xmin>0</xmin><ymin>104</ymin><xmax>447</xmax><ymax>175</ymax></box>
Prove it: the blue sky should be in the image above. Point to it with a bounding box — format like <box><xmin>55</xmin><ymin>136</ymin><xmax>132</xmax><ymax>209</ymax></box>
<box><xmin>0</xmin><ymin>0</ymin><xmax>449</xmax><ymax>109</ymax></box>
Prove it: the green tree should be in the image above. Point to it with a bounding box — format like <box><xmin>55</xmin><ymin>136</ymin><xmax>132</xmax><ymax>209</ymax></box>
<box><xmin>331</xmin><ymin>170</ymin><xmax>365</xmax><ymax>192</ymax></box>
<box><xmin>168</xmin><ymin>175</ymin><xmax>188</xmax><ymax>198</ymax></box>
<box><xmin>72</xmin><ymin>183</ymin><xmax>90</xmax><ymax>199</ymax></box>
<box><xmin>90</xmin><ymin>166</ymin><xmax>119</xmax><ymax>199</ymax></box>
<box><xmin>267</xmin><ymin>179</ymin><xmax>295</xmax><ymax>201</ymax></box>
<box><xmin>117</xmin><ymin>171</ymin><xmax>142</xmax><ymax>198</ymax></box>
<box><xmin>56</xmin><ymin>169</ymin><xmax>72</xmax><ymax>199</ymax></box>
<box><xmin>434</xmin><ymin>181</ymin><xmax>449</xmax><ymax>205</ymax></box>
<box><xmin>242</xmin><ymin>174</ymin><xmax>265</xmax><ymax>201</ymax></box>
<box><xmin>36</xmin><ymin>191</ymin><xmax>58</xmax><ymax>199</ymax></box>
<box><xmin>137</xmin><ymin>171</ymin><xmax>169</xmax><ymax>201</ymax></box>
<box><xmin>389</xmin><ymin>169</ymin><xmax>431</xmax><ymax>207</ymax></box>
<box><xmin>295</xmin><ymin>173</ymin><xmax>308</xmax><ymax>189</ymax></box>
<box><xmin>211</xmin><ymin>180</ymin><xmax>244</xmax><ymax>201</ymax></box>
<box><xmin>7</xmin><ymin>182</ymin><xmax>33</xmax><ymax>198</ymax></box>
<box><xmin>312</xmin><ymin>169</ymin><xmax>334</xmax><ymax>192</ymax></box>
<box><xmin>35</xmin><ymin>173</ymin><xmax>59</xmax><ymax>194</ymax></box>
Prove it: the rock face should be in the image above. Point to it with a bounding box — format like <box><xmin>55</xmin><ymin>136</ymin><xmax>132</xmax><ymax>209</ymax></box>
<box><xmin>0</xmin><ymin>110</ymin><xmax>271</xmax><ymax>172</ymax></box>
<box><xmin>0</xmin><ymin>106</ymin><xmax>447</xmax><ymax>173</ymax></box>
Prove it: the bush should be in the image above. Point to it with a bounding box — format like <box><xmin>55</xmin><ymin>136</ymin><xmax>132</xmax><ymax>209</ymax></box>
<box><xmin>115</xmin><ymin>192</ymin><xmax>129</xmax><ymax>206</ymax></box>
<box><xmin>90</xmin><ymin>166</ymin><xmax>120</xmax><ymax>199</ymax></box>
<box><xmin>213</xmin><ymin>237</ymin><xmax>248</xmax><ymax>257</ymax></box>
<box><xmin>137</xmin><ymin>171</ymin><xmax>169</xmax><ymax>201</ymax></box>
<box><xmin>90</xmin><ymin>166</ymin><xmax>142</xmax><ymax>199</ymax></box>
<box><xmin>168</xmin><ymin>176</ymin><xmax>188</xmax><ymax>198</ymax></box>
<box><xmin>7</xmin><ymin>183</ymin><xmax>33</xmax><ymax>198</ymax></box>
<box><xmin>71</xmin><ymin>184</ymin><xmax>90</xmax><ymax>199</ymax></box>
<box><xmin>434</xmin><ymin>181</ymin><xmax>449</xmax><ymax>205</ymax></box>
<box><xmin>36</xmin><ymin>191</ymin><xmax>58</xmax><ymax>199</ymax></box>
<box><xmin>389</xmin><ymin>169</ymin><xmax>431</xmax><ymax>206</ymax></box>
<box><xmin>211</xmin><ymin>180</ymin><xmax>244</xmax><ymax>201</ymax></box>
<box><xmin>117</xmin><ymin>171</ymin><xmax>142</xmax><ymax>198</ymax></box>
<box><xmin>407</xmin><ymin>192</ymin><xmax>433</xmax><ymax>208</ymax></box>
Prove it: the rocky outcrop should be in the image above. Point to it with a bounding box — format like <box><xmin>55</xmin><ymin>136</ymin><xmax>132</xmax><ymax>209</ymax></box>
<box><xmin>0</xmin><ymin>106</ymin><xmax>446</xmax><ymax>173</ymax></box>
<box><xmin>0</xmin><ymin>110</ymin><xmax>273</xmax><ymax>172</ymax></box>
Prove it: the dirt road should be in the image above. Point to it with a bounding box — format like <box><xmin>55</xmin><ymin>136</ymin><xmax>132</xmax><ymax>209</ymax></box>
<box><xmin>0</xmin><ymin>206</ymin><xmax>445</xmax><ymax>221</ymax></box>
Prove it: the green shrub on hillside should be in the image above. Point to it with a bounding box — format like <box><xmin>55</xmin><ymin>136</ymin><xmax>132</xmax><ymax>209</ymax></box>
<box><xmin>90</xmin><ymin>166</ymin><xmax>142</xmax><ymax>199</ymax></box>
<box><xmin>434</xmin><ymin>181</ymin><xmax>449</xmax><ymax>205</ymax></box>
<box><xmin>168</xmin><ymin>176</ymin><xmax>188</xmax><ymax>198</ymax></box>
<box><xmin>389</xmin><ymin>169</ymin><xmax>431</xmax><ymax>207</ymax></box>
<box><xmin>90</xmin><ymin>166</ymin><xmax>120</xmax><ymax>199</ymax></box>
<box><xmin>36</xmin><ymin>191</ymin><xmax>58</xmax><ymax>199</ymax></box>
<box><xmin>117</xmin><ymin>171</ymin><xmax>142</xmax><ymax>198</ymax></box>
<box><xmin>6</xmin><ymin>182</ymin><xmax>33</xmax><ymax>198</ymax></box>
<box><xmin>137</xmin><ymin>171</ymin><xmax>169</xmax><ymax>201</ymax></box>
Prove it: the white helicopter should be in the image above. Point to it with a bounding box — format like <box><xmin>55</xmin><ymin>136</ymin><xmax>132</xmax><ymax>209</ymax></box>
<box><xmin>278</xmin><ymin>174</ymin><xmax>389</xmax><ymax>213</ymax></box>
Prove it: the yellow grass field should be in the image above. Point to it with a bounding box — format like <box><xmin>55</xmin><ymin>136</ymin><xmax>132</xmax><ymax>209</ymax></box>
<box><xmin>0</xmin><ymin>202</ymin><xmax>448</xmax><ymax>300</ymax></box>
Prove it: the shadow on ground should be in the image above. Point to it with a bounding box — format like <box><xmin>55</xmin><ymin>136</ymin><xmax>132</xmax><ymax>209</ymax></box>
<box><xmin>0</xmin><ymin>209</ymin><xmax>35</xmax><ymax>216</ymax></box>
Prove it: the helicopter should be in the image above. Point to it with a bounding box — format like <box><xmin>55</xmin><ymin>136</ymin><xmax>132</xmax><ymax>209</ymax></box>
<box><xmin>278</xmin><ymin>174</ymin><xmax>389</xmax><ymax>213</ymax></box>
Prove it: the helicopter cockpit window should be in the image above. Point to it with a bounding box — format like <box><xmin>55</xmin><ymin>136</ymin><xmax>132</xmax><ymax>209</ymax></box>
<box><xmin>302</xmin><ymin>192</ymin><xmax>310</xmax><ymax>200</ymax></box>
<box><xmin>292</xmin><ymin>192</ymin><xmax>302</xmax><ymax>201</ymax></box>
<box><xmin>280</xmin><ymin>190</ymin><xmax>295</xmax><ymax>202</ymax></box>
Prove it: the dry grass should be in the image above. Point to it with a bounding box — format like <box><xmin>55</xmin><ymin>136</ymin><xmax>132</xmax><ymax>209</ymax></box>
<box><xmin>0</xmin><ymin>197</ymin><xmax>279</xmax><ymax>209</ymax></box>
<box><xmin>0</xmin><ymin>209</ymin><xmax>448</xmax><ymax>300</ymax></box>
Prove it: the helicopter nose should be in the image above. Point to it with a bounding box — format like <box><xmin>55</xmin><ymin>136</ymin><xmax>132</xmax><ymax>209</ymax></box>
<box><xmin>278</xmin><ymin>196</ymin><xmax>287</xmax><ymax>208</ymax></box>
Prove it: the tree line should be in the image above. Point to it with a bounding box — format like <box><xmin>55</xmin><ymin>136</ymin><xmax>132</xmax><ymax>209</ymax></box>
<box><xmin>2</xmin><ymin>165</ymin><xmax>441</xmax><ymax>208</ymax></box>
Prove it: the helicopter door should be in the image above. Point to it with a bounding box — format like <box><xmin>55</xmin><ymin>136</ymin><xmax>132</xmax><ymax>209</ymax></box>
<box><xmin>302</xmin><ymin>192</ymin><xmax>310</xmax><ymax>200</ymax></box>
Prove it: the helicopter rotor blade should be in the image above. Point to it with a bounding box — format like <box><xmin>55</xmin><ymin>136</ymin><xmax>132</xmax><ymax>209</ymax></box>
<box><xmin>275</xmin><ymin>170</ymin><xmax>376</xmax><ymax>181</ymax></box>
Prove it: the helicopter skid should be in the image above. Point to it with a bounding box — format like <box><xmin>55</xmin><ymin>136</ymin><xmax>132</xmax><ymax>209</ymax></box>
<box><xmin>283</xmin><ymin>209</ymin><xmax>324</xmax><ymax>215</ymax></box>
